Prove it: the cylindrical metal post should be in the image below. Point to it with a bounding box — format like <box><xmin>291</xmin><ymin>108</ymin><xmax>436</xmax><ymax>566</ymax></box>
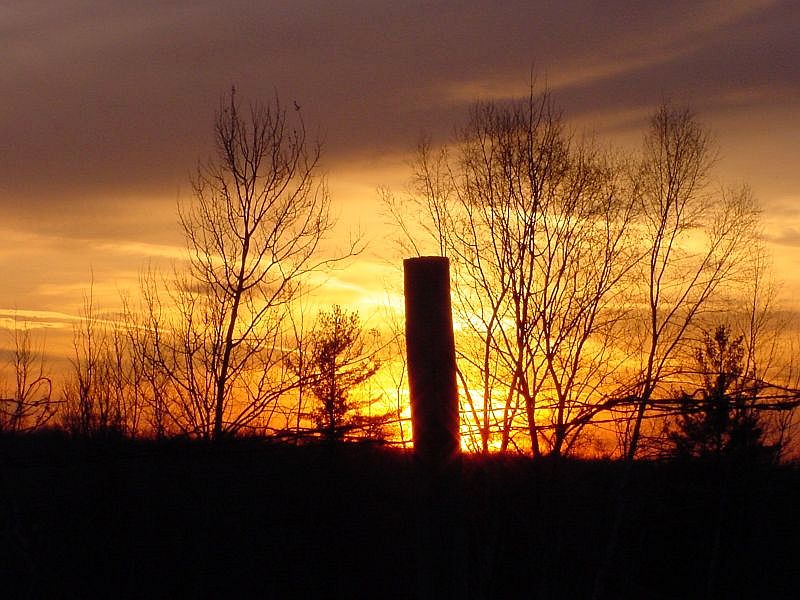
<box><xmin>404</xmin><ymin>256</ymin><xmax>460</xmax><ymax>468</ymax></box>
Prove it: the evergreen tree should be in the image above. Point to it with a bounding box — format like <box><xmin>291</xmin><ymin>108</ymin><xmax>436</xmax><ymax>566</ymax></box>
<box><xmin>668</xmin><ymin>325</ymin><xmax>768</xmax><ymax>460</ymax></box>
<box><xmin>306</xmin><ymin>305</ymin><xmax>384</xmax><ymax>441</ymax></box>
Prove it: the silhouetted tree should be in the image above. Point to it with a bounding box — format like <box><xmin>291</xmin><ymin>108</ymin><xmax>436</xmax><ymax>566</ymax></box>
<box><xmin>283</xmin><ymin>285</ymin><xmax>313</xmax><ymax>443</ymax></box>
<box><xmin>390</xmin><ymin>93</ymin><xmax>761</xmax><ymax>460</ymax></box>
<box><xmin>122</xmin><ymin>281</ymin><xmax>174</xmax><ymax>438</ymax></box>
<box><xmin>303</xmin><ymin>305</ymin><xmax>384</xmax><ymax>441</ymax></box>
<box><xmin>381</xmin><ymin>299</ymin><xmax>412</xmax><ymax>447</ymax></box>
<box><xmin>622</xmin><ymin>104</ymin><xmax>758</xmax><ymax>461</ymax></box>
<box><xmin>736</xmin><ymin>244</ymin><xmax>800</xmax><ymax>459</ymax></box>
<box><xmin>391</xmin><ymin>84</ymin><xmax>638</xmax><ymax>456</ymax></box>
<box><xmin>62</xmin><ymin>287</ymin><xmax>125</xmax><ymax>436</ymax></box>
<box><xmin>0</xmin><ymin>316</ymin><xmax>54</xmax><ymax>432</ymax></box>
<box><xmin>143</xmin><ymin>88</ymin><xmax>359</xmax><ymax>440</ymax></box>
<box><xmin>667</xmin><ymin>325</ymin><xmax>769</xmax><ymax>460</ymax></box>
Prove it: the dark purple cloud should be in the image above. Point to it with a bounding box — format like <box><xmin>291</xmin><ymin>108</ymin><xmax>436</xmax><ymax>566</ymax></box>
<box><xmin>1</xmin><ymin>1</ymin><xmax>798</xmax><ymax>237</ymax></box>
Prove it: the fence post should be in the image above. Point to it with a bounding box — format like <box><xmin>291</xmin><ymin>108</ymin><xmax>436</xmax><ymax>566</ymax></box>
<box><xmin>404</xmin><ymin>256</ymin><xmax>460</xmax><ymax>469</ymax></box>
<box><xmin>404</xmin><ymin>256</ymin><xmax>463</xmax><ymax>598</ymax></box>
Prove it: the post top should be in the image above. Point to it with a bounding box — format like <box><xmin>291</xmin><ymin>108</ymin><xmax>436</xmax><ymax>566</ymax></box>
<box><xmin>403</xmin><ymin>255</ymin><xmax>449</xmax><ymax>267</ymax></box>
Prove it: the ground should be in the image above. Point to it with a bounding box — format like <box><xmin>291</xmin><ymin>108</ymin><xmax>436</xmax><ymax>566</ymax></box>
<box><xmin>2</xmin><ymin>433</ymin><xmax>799</xmax><ymax>599</ymax></box>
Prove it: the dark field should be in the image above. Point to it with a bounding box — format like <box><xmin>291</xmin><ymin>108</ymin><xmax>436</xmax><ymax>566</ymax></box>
<box><xmin>2</xmin><ymin>433</ymin><xmax>799</xmax><ymax>599</ymax></box>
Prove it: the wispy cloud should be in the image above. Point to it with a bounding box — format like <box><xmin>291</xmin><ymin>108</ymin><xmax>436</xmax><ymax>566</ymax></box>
<box><xmin>92</xmin><ymin>240</ymin><xmax>186</xmax><ymax>261</ymax></box>
<box><xmin>0</xmin><ymin>308</ymin><xmax>81</xmax><ymax>331</ymax></box>
<box><xmin>764</xmin><ymin>227</ymin><xmax>800</xmax><ymax>247</ymax></box>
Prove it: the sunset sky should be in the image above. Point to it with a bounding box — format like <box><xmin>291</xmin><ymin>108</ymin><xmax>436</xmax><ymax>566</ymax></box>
<box><xmin>2</xmin><ymin>0</ymin><xmax>799</xmax><ymax>362</ymax></box>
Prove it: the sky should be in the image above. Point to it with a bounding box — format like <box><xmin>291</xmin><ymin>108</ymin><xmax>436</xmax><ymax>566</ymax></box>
<box><xmin>2</xmin><ymin>0</ymin><xmax>800</xmax><ymax>362</ymax></box>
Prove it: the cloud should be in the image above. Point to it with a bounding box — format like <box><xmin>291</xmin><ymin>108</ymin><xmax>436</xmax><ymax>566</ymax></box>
<box><xmin>1</xmin><ymin>0</ymin><xmax>799</xmax><ymax>328</ymax></box>
<box><xmin>0</xmin><ymin>308</ymin><xmax>81</xmax><ymax>330</ymax></box>
<box><xmin>764</xmin><ymin>227</ymin><xmax>800</xmax><ymax>248</ymax></box>
<box><xmin>92</xmin><ymin>240</ymin><xmax>186</xmax><ymax>260</ymax></box>
<box><xmin>4</xmin><ymin>1</ymin><xmax>797</xmax><ymax>206</ymax></box>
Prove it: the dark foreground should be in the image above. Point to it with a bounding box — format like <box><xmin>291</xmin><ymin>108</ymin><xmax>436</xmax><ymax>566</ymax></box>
<box><xmin>2</xmin><ymin>433</ymin><xmax>799</xmax><ymax>599</ymax></box>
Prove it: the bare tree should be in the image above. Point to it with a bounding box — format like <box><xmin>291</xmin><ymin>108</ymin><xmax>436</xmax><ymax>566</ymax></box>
<box><xmin>594</xmin><ymin>104</ymin><xmax>760</xmax><ymax>600</ymax></box>
<box><xmin>388</xmin><ymin>91</ymin><xmax>762</xmax><ymax>462</ymax></box>
<box><xmin>721</xmin><ymin>244</ymin><xmax>800</xmax><ymax>459</ymax></box>
<box><xmin>380</xmin><ymin>297</ymin><xmax>412</xmax><ymax>447</ymax></box>
<box><xmin>282</xmin><ymin>285</ymin><xmax>313</xmax><ymax>443</ymax></box>
<box><xmin>121</xmin><ymin>281</ymin><xmax>174</xmax><ymax>438</ymax></box>
<box><xmin>149</xmin><ymin>87</ymin><xmax>358</xmax><ymax>440</ymax></box>
<box><xmin>62</xmin><ymin>288</ymin><xmax>125</xmax><ymax>435</ymax></box>
<box><xmin>0</xmin><ymin>316</ymin><xmax>54</xmax><ymax>432</ymax></box>
<box><xmin>400</xmin><ymin>87</ymin><xmax>638</xmax><ymax>456</ymax></box>
<box><xmin>623</xmin><ymin>104</ymin><xmax>759</xmax><ymax>461</ymax></box>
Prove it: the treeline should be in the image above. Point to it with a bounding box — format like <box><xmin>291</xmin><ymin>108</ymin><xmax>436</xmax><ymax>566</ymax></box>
<box><xmin>1</xmin><ymin>89</ymin><xmax>397</xmax><ymax>444</ymax></box>
<box><xmin>2</xmin><ymin>84</ymin><xmax>800</xmax><ymax>460</ymax></box>
<box><xmin>0</xmin><ymin>300</ymin><xmax>395</xmax><ymax>443</ymax></box>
